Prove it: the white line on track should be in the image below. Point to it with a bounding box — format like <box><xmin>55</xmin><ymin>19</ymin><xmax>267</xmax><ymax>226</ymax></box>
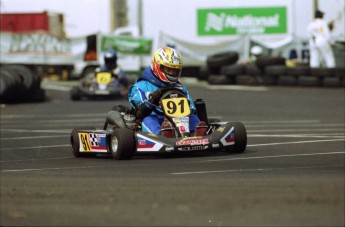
<box><xmin>0</xmin><ymin>129</ymin><xmax>70</xmax><ymax>133</ymax></box>
<box><xmin>41</xmin><ymin>84</ymin><xmax>71</xmax><ymax>91</ymax></box>
<box><xmin>177</xmin><ymin>151</ymin><xmax>345</xmax><ymax>164</ymax></box>
<box><xmin>1</xmin><ymin>144</ymin><xmax>70</xmax><ymax>151</ymax></box>
<box><xmin>248</xmin><ymin>128</ymin><xmax>345</xmax><ymax>133</ymax></box>
<box><xmin>1</xmin><ymin>135</ymin><xmax>68</xmax><ymax>140</ymax></box>
<box><xmin>246</xmin><ymin>138</ymin><xmax>345</xmax><ymax>147</ymax></box>
<box><xmin>1</xmin><ymin>118</ymin><xmax>103</xmax><ymax>124</ymax></box>
<box><xmin>207</xmin><ymin>85</ymin><xmax>269</xmax><ymax>91</ymax></box>
<box><xmin>171</xmin><ymin>164</ymin><xmax>344</xmax><ymax>175</ymax></box>
<box><xmin>243</xmin><ymin>120</ymin><xmax>321</xmax><ymax>124</ymax></box>
<box><xmin>250</xmin><ymin>134</ymin><xmax>345</xmax><ymax>139</ymax></box>
<box><xmin>246</xmin><ymin>123</ymin><xmax>344</xmax><ymax>128</ymax></box>
<box><xmin>0</xmin><ymin>157</ymin><xmax>72</xmax><ymax>163</ymax></box>
<box><xmin>2</xmin><ymin>152</ymin><xmax>344</xmax><ymax>173</ymax></box>
<box><xmin>1</xmin><ymin>138</ymin><xmax>344</xmax><ymax>152</ymax></box>
<box><xmin>0</xmin><ymin>113</ymin><xmax>106</xmax><ymax>119</ymax></box>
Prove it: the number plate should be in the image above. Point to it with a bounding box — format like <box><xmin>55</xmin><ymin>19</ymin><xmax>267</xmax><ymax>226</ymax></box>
<box><xmin>96</xmin><ymin>72</ymin><xmax>111</xmax><ymax>84</ymax></box>
<box><xmin>78</xmin><ymin>132</ymin><xmax>108</xmax><ymax>152</ymax></box>
<box><xmin>161</xmin><ymin>97</ymin><xmax>191</xmax><ymax>118</ymax></box>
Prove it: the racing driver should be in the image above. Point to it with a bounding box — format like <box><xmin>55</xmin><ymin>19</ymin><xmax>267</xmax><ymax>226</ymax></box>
<box><xmin>95</xmin><ymin>49</ymin><xmax>129</xmax><ymax>94</ymax></box>
<box><xmin>128</xmin><ymin>47</ymin><xmax>207</xmax><ymax>138</ymax></box>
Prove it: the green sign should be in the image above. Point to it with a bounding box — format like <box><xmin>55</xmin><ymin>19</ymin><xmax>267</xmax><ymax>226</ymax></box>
<box><xmin>197</xmin><ymin>7</ymin><xmax>287</xmax><ymax>36</ymax></box>
<box><xmin>100</xmin><ymin>35</ymin><xmax>152</xmax><ymax>54</ymax></box>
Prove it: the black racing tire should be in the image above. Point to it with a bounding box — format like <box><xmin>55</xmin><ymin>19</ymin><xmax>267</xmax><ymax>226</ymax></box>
<box><xmin>31</xmin><ymin>70</ymin><xmax>42</xmax><ymax>90</ymax></box>
<box><xmin>225</xmin><ymin>122</ymin><xmax>247</xmax><ymax>153</ymax></box>
<box><xmin>286</xmin><ymin>66</ymin><xmax>310</xmax><ymax>76</ymax></box>
<box><xmin>70</xmin><ymin>86</ymin><xmax>81</xmax><ymax>101</ymax></box>
<box><xmin>0</xmin><ymin>67</ymin><xmax>26</xmax><ymax>102</ymax></box>
<box><xmin>322</xmin><ymin>77</ymin><xmax>342</xmax><ymax>87</ymax></box>
<box><xmin>335</xmin><ymin>68</ymin><xmax>345</xmax><ymax>87</ymax></box>
<box><xmin>70</xmin><ymin>127</ymin><xmax>97</xmax><ymax>157</ymax></box>
<box><xmin>29</xmin><ymin>88</ymin><xmax>46</xmax><ymax>102</ymax></box>
<box><xmin>207</xmin><ymin>51</ymin><xmax>239</xmax><ymax>69</ymax></box>
<box><xmin>256</xmin><ymin>56</ymin><xmax>286</xmax><ymax>70</ymax></box>
<box><xmin>198</xmin><ymin>66</ymin><xmax>210</xmax><ymax>81</ymax></box>
<box><xmin>297</xmin><ymin>76</ymin><xmax>321</xmax><ymax>87</ymax></box>
<box><xmin>263</xmin><ymin>65</ymin><xmax>287</xmax><ymax>85</ymax></box>
<box><xmin>3</xmin><ymin>65</ymin><xmax>35</xmax><ymax>91</ymax></box>
<box><xmin>245</xmin><ymin>64</ymin><xmax>263</xmax><ymax>75</ymax></box>
<box><xmin>310</xmin><ymin>68</ymin><xmax>336</xmax><ymax>77</ymax></box>
<box><xmin>278</xmin><ymin>75</ymin><xmax>298</xmax><ymax>86</ymax></box>
<box><xmin>208</xmin><ymin>75</ymin><xmax>235</xmax><ymax>85</ymax></box>
<box><xmin>221</xmin><ymin>64</ymin><xmax>245</xmax><ymax>77</ymax></box>
<box><xmin>110</xmin><ymin>128</ymin><xmax>136</xmax><ymax>160</ymax></box>
<box><xmin>335</xmin><ymin>68</ymin><xmax>345</xmax><ymax>78</ymax></box>
<box><xmin>265</xmin><ymin>65</ymin><xmax>287</xmax><ymax>76</ymax></box>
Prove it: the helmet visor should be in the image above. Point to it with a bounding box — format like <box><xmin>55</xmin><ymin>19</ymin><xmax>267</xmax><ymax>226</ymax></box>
<box><xmin>160</xmin><ymin>65</ymin><xmax>181</xmax><ymax>82</ymax></box>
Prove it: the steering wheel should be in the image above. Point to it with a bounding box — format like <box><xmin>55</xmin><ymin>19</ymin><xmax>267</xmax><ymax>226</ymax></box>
<box><xmin>149</xmin><ymin>87</ymin><xmax>187</xmax><ymax>115</ymax></box>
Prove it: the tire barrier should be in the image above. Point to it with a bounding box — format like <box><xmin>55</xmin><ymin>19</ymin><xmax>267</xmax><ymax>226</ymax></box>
<box><xmin>197</xmin><ymin>51</ymin><xmax>240</xmax><ymax>81</ymax></box>
<box><xmin>0</xmin><ymin>65</ymin><xmax>45</xmax><ymax>103</ymax></box>
<box><xmin>201</xmin><ymin>61</ymin><xmax>344</xmax><ymax>88</ymax></box>
<box><xmin>208</xmin><ymin>75</ymin><xmax>235</xmax><ymax>85</ymax></box>
<box><xmin>206</xmin><ymin>51</ymin><xmax>239</xmax><ymax>75</ymax></box>
<box><xmin>264</xmin><ymin>65</ymin><xmax>286</xmax><ymax>85</ymax></box>
<box><xmin>256</xmin><ymin>56</ymin><xmax>286</xmax><ymax>71</ymax></box>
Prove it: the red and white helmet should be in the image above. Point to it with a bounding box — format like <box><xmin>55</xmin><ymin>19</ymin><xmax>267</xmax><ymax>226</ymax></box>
<box><xmin>151</xmin><ymin>47</ymin><xmax>182</xmax><ymax>84</ymax></box>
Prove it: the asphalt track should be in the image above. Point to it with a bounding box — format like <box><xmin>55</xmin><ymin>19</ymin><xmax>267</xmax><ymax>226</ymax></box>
<box><xmin>1</xmin><ymin>79</ymin><xmax>344</xmax><ymax>227</ymax></box>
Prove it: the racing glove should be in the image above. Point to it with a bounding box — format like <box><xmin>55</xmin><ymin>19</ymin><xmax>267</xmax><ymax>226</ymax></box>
<box><xmin>149</xmin><ymin>89</ymin><xmax>163</xmax><ymax>105</ymax></box>
<box><xmin>135</xmin><ymin>103</ymin><xmax>152</xmax><ymax>120</ymax></box>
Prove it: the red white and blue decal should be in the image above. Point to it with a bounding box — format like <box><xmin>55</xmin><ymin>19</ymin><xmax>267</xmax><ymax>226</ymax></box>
<box><xmin>136</xmin><ymin>134</ymin><xmax>163</xmax><ymax>152</ymax></box>
<box><xmin>220</xmin><ymin>126</ymin><xmax>235</xmax><ymax>146</ymax></box>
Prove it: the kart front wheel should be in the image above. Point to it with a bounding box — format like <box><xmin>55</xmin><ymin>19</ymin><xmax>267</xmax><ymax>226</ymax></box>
<box><xmin>225</xmin><ymin>122</ymin><xmax>247</xmax><ymax>153</ymax></box>
<box><xmin>110</xmin><ymin>128</ymin><xmax>135</xmax><ymax>160</ymax></box>
<box><xmin>70</xmin><ymin>86</ymin><xmax>81</xmax><ymax>101</ymax></box>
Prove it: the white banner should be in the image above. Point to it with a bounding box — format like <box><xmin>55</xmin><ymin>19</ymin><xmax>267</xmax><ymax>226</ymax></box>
<box><xmin>0</xmin><ymin>32</ymin><xmax>87</xmax><ymax>65</ymax></box>
<box><xmin>158</xmin><ymin>32</ymin><xmax>293</xmax><ymax>66</ymax></box>
<box><xmin>159</xmin><ymin>32</ymin><xmax>249</xmax><ymax>66</ymax></box>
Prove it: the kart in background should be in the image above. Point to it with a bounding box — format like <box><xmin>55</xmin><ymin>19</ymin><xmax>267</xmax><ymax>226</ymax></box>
<box><xmin>70</xmin><ymin>71</ymin><xmax>127</xmax><ymax>100</ymax></box>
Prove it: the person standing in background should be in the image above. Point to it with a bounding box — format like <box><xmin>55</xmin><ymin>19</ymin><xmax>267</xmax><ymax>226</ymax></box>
<box><xmin>307</xmin><ymin>10</ymin><xmax>336</xmax><ymax>68</ymax></box>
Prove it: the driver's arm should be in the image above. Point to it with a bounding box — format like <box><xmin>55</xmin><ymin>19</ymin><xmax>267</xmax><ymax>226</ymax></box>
<box><xmin>128</xmin><ymin>83</ymin><xmax>160</xmax><ymax>120</ymax></box>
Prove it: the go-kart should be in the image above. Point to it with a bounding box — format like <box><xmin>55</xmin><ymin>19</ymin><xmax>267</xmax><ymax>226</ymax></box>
<box><xmin>70</xmin><ymin>87</ymin><xmax>247</xmax><ymax>159</ymax></box>
<box><xmin>70</xmin><ymin>71</ymin><xmax>126</xmax><ymax>100</ymax></box>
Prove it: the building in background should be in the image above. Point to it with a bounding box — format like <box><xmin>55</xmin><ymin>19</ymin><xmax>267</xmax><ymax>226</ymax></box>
<box><xmin>0</xmin><ymin>0</ymin><xmax>129</xmax><ymax>37</ymax></box>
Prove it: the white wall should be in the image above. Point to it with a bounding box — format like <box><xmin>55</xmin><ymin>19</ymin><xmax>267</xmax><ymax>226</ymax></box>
<box><xmin>0</xmin><ymin>0</ymin><xmax>111</xmax><ymax>37</ymax></box>
<box><xmin>141</xmin><ymin>0</ymin><xmax>295</xmax><ymax>43</ymax></box>
<box><xmin>1</xmin><ymin>0</ymin><xmax>343</xmax><ymax>41</ymax></box>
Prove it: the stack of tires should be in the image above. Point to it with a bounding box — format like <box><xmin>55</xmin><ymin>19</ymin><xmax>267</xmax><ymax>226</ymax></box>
<box><xmin>0</xmin><ymin>65</ymin><xmax>45</xmax><ymax>103</ymax></box>
<box><xmin>199</xmin><ymin>51</ymin><xmax>287</xmax><ymax>85</ymax></box>
<box><xmin>199</xmin><ymin>51</ymin><xmax>239</xmax><ymax>85</ymax></box>
<box><xmin>265</xmin><ymin>65</ymin><xmax>345</xmax><ymax>87</ymax></box>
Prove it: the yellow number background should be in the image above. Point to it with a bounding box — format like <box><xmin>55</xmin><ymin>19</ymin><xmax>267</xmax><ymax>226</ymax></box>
<box><xmin>79</xmin><ymin>133</ymin><xmax>91</xmax><ymax>152</ymax></box>
<box><xmin>96</xmin><ymin>72</ymin><xmax>111</xmax><ymax>84</ymax></box>
<box><xmin>161</xmin><ymin>97</ymin><xmax>190</xmax><ymax>118</ymax></box>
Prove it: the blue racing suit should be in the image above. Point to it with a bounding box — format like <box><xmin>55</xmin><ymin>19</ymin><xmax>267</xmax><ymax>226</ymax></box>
<box><xmin>128</xmin><ymin>66</ymin><xmax>200</xmax><ymax>134</ymax></box>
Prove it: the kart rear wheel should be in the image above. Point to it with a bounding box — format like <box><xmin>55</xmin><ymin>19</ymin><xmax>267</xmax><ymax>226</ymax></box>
<box><xmin>71</xmin><ymin>127</ymin><xmax>96</xmax><ymax>157</ymax></box>
<box><xmin>110</xmin><ymin>128</ymin><xmax>135</xmax><ymax>160</ymax></box>
<box><xmin>225</xmin><ymin>122</ymin><xmax>247</xmax><ymax>153</ymax></box>
<box><xmin>70</xmin><ymin>86</ymin><xmax>81</xmax><ymax>101</ymax></box>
